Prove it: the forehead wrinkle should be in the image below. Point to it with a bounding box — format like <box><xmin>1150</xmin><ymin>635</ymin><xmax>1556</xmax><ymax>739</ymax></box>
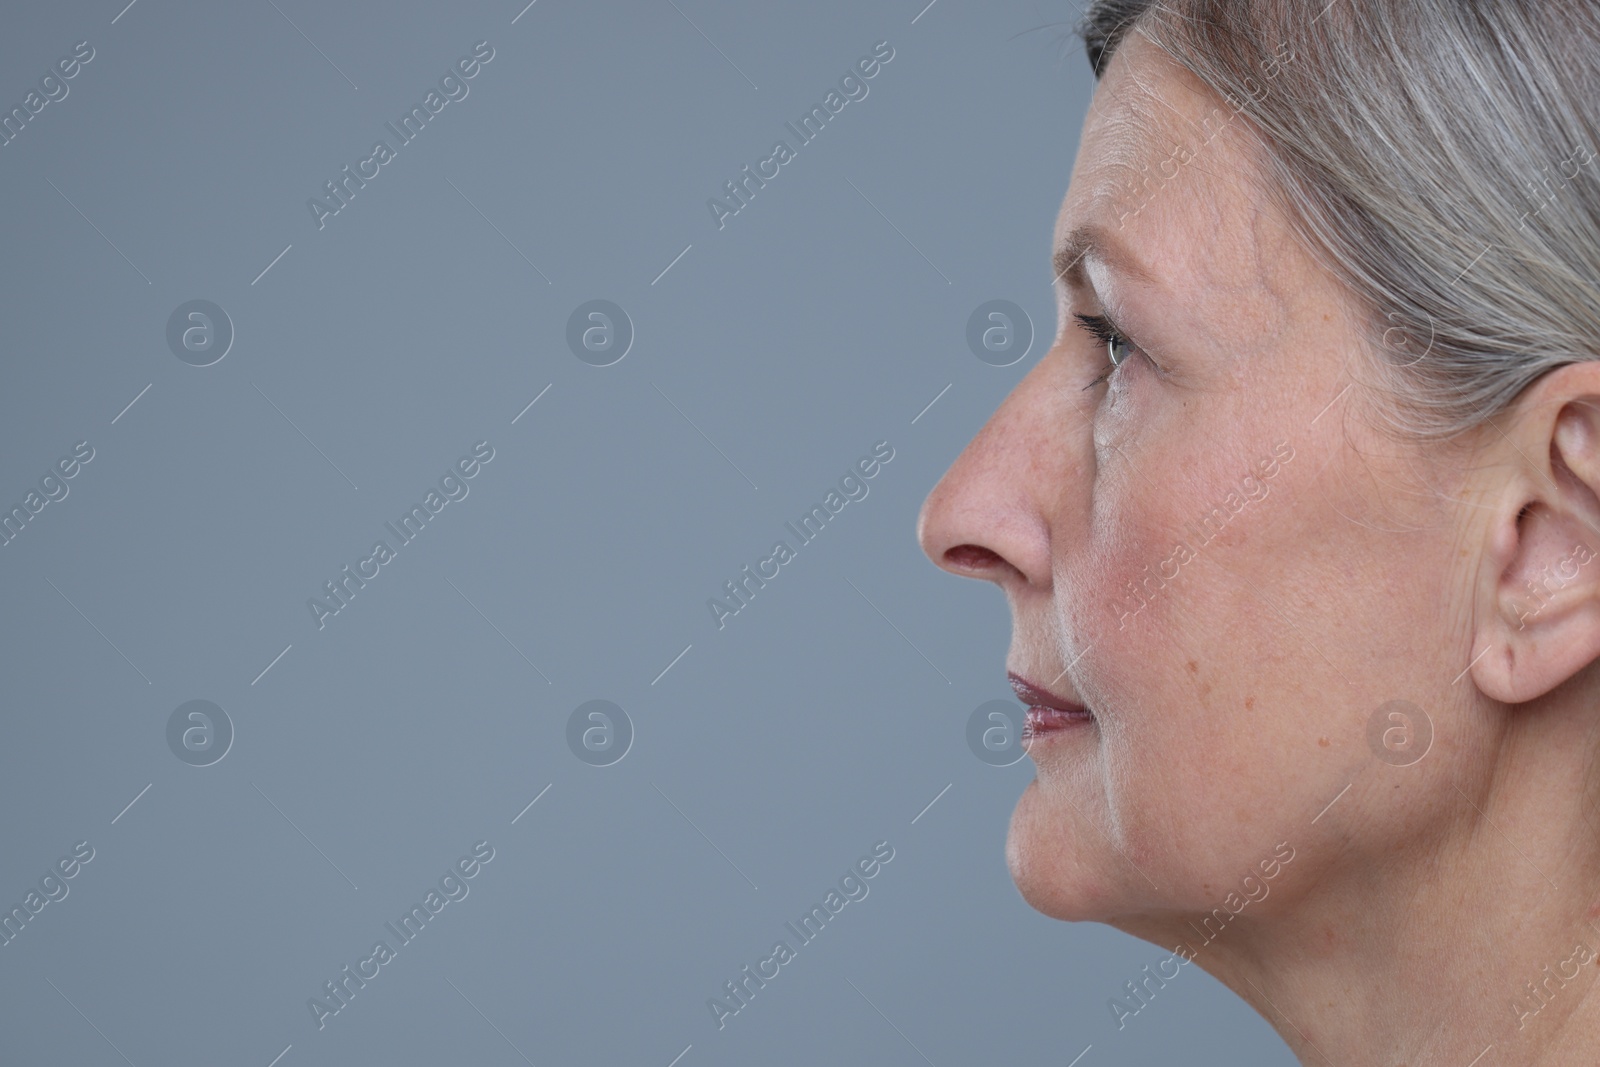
<box><xmin>1063</xmin><ymin>50</ymin><xmax>1301</xmax><ymax>372</ymax></box>
<box><xmin>1113</xmin><ymin>38</ymin><xmax>1303</xmax><ymax>345</ymax></box>
<box><xmin>1105</xmin><ymin>32</ymin><xmax>1233</xmax><ymax>143</ymax></box>
<box><xmin>1066</xmin><ymin>44</ymin><xmax>1237</xmax><ymax>268</ymax></box>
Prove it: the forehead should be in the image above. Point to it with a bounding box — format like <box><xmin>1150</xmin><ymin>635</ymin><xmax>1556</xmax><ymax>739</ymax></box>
<box><xmin>1054</xmin><ymin>34</ymin><xmax>1286</xmax><ymax>309</ymax></box>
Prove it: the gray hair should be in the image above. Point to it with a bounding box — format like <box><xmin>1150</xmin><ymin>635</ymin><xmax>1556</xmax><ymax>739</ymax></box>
<box><xmin>1078</xmin><ymin>0</ymin><xmax>1600</xmax><ymax>442</ymax></box>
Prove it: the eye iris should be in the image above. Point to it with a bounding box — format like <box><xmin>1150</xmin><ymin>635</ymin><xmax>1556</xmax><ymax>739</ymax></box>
<box><xmin>1107</xmin><ymin>335</ymin><xmax>1130</xmax><ymax>366</ymax></box>
<box><xmin>1070</xmin><ymin>313</ymin><xmax>1137</xmax><ymax>387</ymax></box>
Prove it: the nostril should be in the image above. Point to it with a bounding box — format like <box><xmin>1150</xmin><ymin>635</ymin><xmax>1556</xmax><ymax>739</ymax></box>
<box><xmin>944</xmin><ymin>543</ymin><xmax>1005</xmax><ymax>572</ymax></box>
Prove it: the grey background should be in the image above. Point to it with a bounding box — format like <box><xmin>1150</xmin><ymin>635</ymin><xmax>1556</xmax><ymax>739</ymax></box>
<box><xmin>0</xmin><ymin>0</ymin><xmax>1294</xmax><ymax>1063</ymax></box>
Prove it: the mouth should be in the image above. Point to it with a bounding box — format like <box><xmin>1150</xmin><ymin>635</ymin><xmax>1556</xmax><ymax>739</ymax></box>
<box><xmin>1009</xmin><ymin>671</ymin><xmax>1095</xmax><ymax>743</ymax></box>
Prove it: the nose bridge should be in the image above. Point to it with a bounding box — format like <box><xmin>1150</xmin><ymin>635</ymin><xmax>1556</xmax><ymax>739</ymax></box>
<box><xmin>917</xmin><ymin>356</ymin><xmax>1072</xmax><ymax>586</ymax></box>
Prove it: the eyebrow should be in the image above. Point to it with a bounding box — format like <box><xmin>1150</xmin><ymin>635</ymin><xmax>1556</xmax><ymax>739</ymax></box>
<box><xmin>1052</xmin><ymin>223</ymin><xmax>1155</xmax><ymax>288</ymax></box>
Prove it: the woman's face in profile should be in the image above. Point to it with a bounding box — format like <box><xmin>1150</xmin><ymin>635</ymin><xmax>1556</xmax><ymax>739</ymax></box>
<box><xmin>919</xmin><ymin>35</ymin><xmax>1475</xmax><ymax>927</ymax></box>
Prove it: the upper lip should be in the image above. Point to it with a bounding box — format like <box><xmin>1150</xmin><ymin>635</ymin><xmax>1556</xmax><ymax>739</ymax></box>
<box><xmin>1008</xmin><ymin>671</ymin><xmax>1089</xmax><ymax>713</ymax></box>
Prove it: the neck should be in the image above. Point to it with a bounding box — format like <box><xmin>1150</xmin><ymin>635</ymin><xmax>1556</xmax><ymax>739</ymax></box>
<box><xmin>1142</xmin><ymin>696</ymin><xmax>1600</xmax><ymax>1064</ymax></box>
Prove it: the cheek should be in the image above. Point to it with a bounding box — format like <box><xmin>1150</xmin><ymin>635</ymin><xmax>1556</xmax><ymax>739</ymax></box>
<box><xmin>1056</xmin><ymin>461</ymin><xmax>1193</xmax><ymax>651</ymax></box>
<box><xmin>1075</xmin><ymin>481</ymin><xmax>1283</xmax><ymax>717</ymax></box>
<box><xmin>1060</xmin><ymin>423</ymin><xmax>1303</xmax><ymax>695</ymax></box>
<box><xmin>1046</xmin><ymin>450</ymin><xmax>1321</xmax><ymax>864</ymax></box>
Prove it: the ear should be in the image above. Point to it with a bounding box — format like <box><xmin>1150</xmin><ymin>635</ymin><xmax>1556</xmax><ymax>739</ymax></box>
<box><xmin>1473</xmin><ymin>375</ymin><xmax>1600</xmax><ymax>704</ymax></box>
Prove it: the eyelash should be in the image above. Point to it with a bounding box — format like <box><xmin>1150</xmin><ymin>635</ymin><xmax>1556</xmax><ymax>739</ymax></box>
<box><xmin>1073</xmin><ymin>312</ymin><xmax>1137</xmax><ymax>389</ymax></box>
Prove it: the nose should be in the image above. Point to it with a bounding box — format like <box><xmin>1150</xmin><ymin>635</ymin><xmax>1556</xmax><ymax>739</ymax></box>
<box><xmin>916</xmin><ymin>359</ymin><xmax>1070</xmax><ymax>591</ymax></box>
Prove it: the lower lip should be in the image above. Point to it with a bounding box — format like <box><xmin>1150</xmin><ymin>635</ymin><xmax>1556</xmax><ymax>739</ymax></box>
<box><xmin>1024</xmin><ymin>706</ymin><xmax>1094</xmax><ymax>742</ymax></box>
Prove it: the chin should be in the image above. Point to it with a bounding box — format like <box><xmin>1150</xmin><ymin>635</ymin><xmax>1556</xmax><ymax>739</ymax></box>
<box><xmin>1005</xmin><ymin>777</ymin><xmax>1122</xmax><ymax>923</ymax></box>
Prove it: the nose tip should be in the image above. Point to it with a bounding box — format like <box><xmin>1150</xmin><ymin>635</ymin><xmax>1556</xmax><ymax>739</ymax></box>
<box><xmin>917</xmin><ymin>449</ymin><xmax>1052</xmax><ymax>592</ymax></box>
<box><xmin>915</xmin><ymin>365</ymin><xmax>1066</xmax><ymax>591</ymax></box>
<box><xmin>917</xmin><ymin>480</ymin><xmax>1014</xmax><ymax>581</ymax></box>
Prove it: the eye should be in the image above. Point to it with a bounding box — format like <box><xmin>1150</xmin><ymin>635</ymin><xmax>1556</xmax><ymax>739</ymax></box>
<box><xmin>1073</xmin><ymin>313</ymin><xmax>1138</xmax><ymax>389</ymax></box>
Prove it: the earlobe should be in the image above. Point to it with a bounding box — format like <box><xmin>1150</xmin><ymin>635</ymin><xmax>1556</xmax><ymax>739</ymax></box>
<box><xmin>1471</xmin><ymin>398</ymin><xmax>1600</xmax><ymax>704</ymax></box>
<box><xmin>1472</xmin><ymin>518</ymin><xmax>1600</xmax><ymax>705</ymax></box>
